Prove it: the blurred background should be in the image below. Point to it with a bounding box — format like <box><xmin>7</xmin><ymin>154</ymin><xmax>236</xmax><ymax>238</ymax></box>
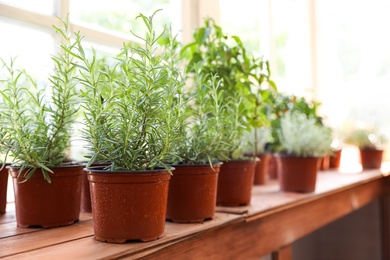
<box><xmin>1</xmin><ymin>0</ymin><xmax>390</xmax><ymax>168</ymax></box>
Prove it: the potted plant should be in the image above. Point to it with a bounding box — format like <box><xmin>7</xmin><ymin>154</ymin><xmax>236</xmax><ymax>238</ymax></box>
<box><xmin>267</xmin><ymin>93</ymin><xmax>328</xmax><ymax>178</ymax></box>
<box><xmin>245</xmin><ymin>127</ymin><xmax>272</xmax><ymax>184</ymax></box>
<box><xmin>166</xmin><ymin>72</ymin><xmax>232</xmax><ymax>221</ymax></box>
<box><xmin>0</xmin><ymin>18</ymin><xmax>83</xmax><ymax>227</ymax></box>
<box><xmin>72</xmin><ymin>10</ymin><xmax>184</xmax><ymax>242</ymax></box>
<box><xmin>181</xmin><ymin>18</ymin><xmax>271</xmax><ymax>206</ymax></box>
<box><xmin>275</xmin><ymin>111</ymin><xmax>332</xmax><ymax>193</ymax></box>
<box><xmin>329</xmin><ymin>137</ymin><xmax>343</xmax><ymax>169</ymax></box>
<box><xmin>344</xmin><ymin>128</ymin><xmax>387</xmax><ymax>169</ymax></box>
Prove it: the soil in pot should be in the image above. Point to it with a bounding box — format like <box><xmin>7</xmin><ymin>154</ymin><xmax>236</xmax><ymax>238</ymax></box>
<box><xmin>0</xmin><ymin>164</ymin><xmax>9</xmax><ymax>214</ymax></box>
<box><xmin>166</xmin><ymin>163</ymin><xmax>220</xmax><ymax>223</ymax></box>
<box><xmin>275</xmin><ymin>155</ymin><xmax>319</xmax><ymax>193</ymax></box>
<box><xmin>217</xmin><ymin>160</ymin><xmax>257</xmax><ymax>206</ymax></box>
<box><xmin>359</xmin><ymin>148</ymin><xmax>383</xmax><ymax>170</ymax></box>
<box><xmin>9</xmin><ymin>165</ymin><xmax>83</xmax><ymax>228</ymax></box>
<box><xmin>87</xmin><ymin>168</ymin><xmax>171</xmax><ymax>243</ymax></box>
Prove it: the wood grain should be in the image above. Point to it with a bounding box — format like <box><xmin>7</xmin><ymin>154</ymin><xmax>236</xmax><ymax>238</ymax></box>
<box><xmin>0</xmin><ymin>170</ymin><xmax>387</xmax><ymax>259</ymax></box>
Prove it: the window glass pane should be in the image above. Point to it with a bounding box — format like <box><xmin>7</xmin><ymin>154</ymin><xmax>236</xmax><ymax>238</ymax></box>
<box><xmin>270</xmin><ymin>0</ymin><xmax>311</xmax><ymax>95</ymax></box>
<box><xmin>0</xmin><ymin>0</ymin><xmax>54</xmax><ymax>15</ymax></box>
<box><xmin>0</xmin><ymin>19</ymin><xmax>54</xmax><ymax>81</ymax></box>
<box><xmin>316</xmin><ymin>0</ymin><xmax>390</xmax><ymax>132</ymax></box>
<box><xmin>69</xmin><ymin>0</ymin><xmax>181</xmax><ymax>38</ymax></box>
<box><xmin>220</xmin><ymin>0</ymin><xmax>311</xmax><ymax>95</ymax></box>
<box><xmin>220</xmin><ymin>0</ymin><xmax>270</xmax><ymax>57</ymax></box>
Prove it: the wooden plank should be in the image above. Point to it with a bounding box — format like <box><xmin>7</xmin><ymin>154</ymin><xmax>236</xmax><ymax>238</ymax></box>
<box><xmin>1</xmin><ymin>213</ymin><xmax>243</xmax><ymax>259</ymax></box>
<box><xmin>380</xmin><ymin>195</ymin><xmax>390</xmax><ymax>260</ymax></box>
<box><xmin>0</xmin><ymin>212</ymin><xmax>93</xmax><ymax>239</ymax></box>
<box><xmin>247</xmin><ymin>171</ymin><xmax>384</xmax><ymax>221</ymax></box>
<box><xmin>0</xmin><ymin>171</ymin><xmax>385</xmax><ymax>259</ymax></box>
<box><xmin>0</xmin><ymin>219</ymin><xmax>94</xmax><ymax>258</ymax></box>
<box><xmin>127</xmin><ymin>179</ymin><xmax>386</xmax><ymax>259</ymax></box>
<box><xmin>272</xmin><ymin>246</ymin><xmax>292</xmax><ymax>260</ymax></box>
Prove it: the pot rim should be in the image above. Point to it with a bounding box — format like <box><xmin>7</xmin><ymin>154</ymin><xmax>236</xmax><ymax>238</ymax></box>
<box><xmin>273</xmin><ymin>153</ymin><xmax>320</xmax><ymax>159</ymax></box>
<box><xmin>84</xmin><ymin>166</ymin><xmax>174</xmax><ymax>173</ymax></box>
<box><xmin>168</xmin><ymin>162</ymin><xmax>223</xmax><ymax>167</ymax></box>
<box><xmin>7</xmin><ymin>163</ymin><xmax>84</xmax><ymax>170</ymax></box>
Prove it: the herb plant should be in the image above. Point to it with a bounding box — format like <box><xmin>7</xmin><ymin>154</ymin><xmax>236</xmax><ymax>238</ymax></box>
<box><xmin>344</xmin><ymin>128</ymin><xmax>387</xmax><ymax>150</ymax></box>
<box><xmin>181</xmin><ymin>18</ymin><xmax>276</xmax><ymax>159</ymax></box>
<box><xmin>71</xmin><ymin>10</ymin><xmax>184</xmax><ymax>171</ymax></box>
<box><xmin>174</xmin><ymin>73</ymin><xmax>233</xmax><ymax>165</ymax></box>
<box><xmin>0</xmin><ymin>18</ymin><xmax>79</xmax><ymax>182</ymax></box>
<box><xmin>277</xmin><ymin>112</ymin><xmax>332</xmax><ymax>157</ymax></box>
<box><xmin>268</xmin><ymin>93</ymin><xmax>324</xmax><ymax>152</ymax></box>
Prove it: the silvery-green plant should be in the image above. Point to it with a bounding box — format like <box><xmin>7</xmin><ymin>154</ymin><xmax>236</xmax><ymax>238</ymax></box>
<box><xmin>70</xmin><ymin>10</ymin><xmax>184</xmax><ymax>171</ymax></box>
<box><xmin>278</xmin><ymin>112</ymin><xmax>332</xmax><ymax>157</ymax></box>
<box><xmin>0</xmin><ymin>18</ymin><xmax>78</xmax><ymax>182</ymax></box>
<box><xmin>344</xmin><ymin>128</ymin><xmax>387</xmax><ymax>150</ymax></box>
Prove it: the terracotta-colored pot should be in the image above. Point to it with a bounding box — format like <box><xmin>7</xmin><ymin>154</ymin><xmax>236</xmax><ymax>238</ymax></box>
<box><xmin>9</xmin><ymin>165</ymin><xmax>83</xmax><ymax>228</ymax></box>
<box><xmin>166</xmin><ymin>164</ymin><xmax>220</xmax><ymax>223</ymax></box>
<box><xmin>87</xmin><ymin>168</ymin><xmax>171</xmax><ymax>243</ymax></box>
<box><xmin>80</xmin><ymin>162</ymin><xmax>110</xmax><ymax>213</ymax></box>
<box><xmin>217</xmin><ymin>160</ymin><xmax>256</xmax><ymax>206</ymax></box>
<box><xmin>268</xmin><ymin>154</ymin><xmax>278</xmax><ymax>179</ymax></box>
<box><xmin>329</xmin><ymin>149</ymin><xmax>342</xmax><ymax>169</ymax></box>
<box><xmin>80</xmin><ymin>171</ymin><xmax>92</xmax><ymax>213</ymax></box>
<box><xmin>275</xmin><ymin>155</ymin><xmax>319</xmax><ymax>193</ymax></box>
<box><xmin>253</xmin><ymin>153</ymin><xmax>271</xmax><ymax>184</ymax></box>
<box><xmin>0</xmin><ymin>164</ymin><xmax>9</xmax><ymax>214</ymax></box>
<box><xmin>318</xmin><ymin>155</ymin><xmax>330</xmax><ymax>171</ymax></box>
<box><xmin>359</xmin><ymin>148</ymin><xmax>383</xmax><ymax>169</ymax></box>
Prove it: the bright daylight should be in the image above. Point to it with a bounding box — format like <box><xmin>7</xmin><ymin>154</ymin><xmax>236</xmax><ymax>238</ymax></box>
<box><xmin>1</xmin><ymin>1</ymin><xmax>390</xmax><ymax>259</ymax></box>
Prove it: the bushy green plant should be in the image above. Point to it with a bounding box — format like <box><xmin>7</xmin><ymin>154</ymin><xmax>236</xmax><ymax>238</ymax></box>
<box><xmin>268</xmin><ymin>93</ymin><xmax>324</xmax><ymax>152</ymax></box>
<box><xmin>0</xmin><ymin>18</ymin><xmax>79</xmax><ymax>182</ymax></box>
<box><xmin>344</xmin><ymin>128</ymin><xmax>387</xmax><ymax>149</ymax></box>
<box><xmin>181</xmin><ymin>18</ymin><xmax>275</xmax><ymax>159</ymax></box>
<box><xmin>70</xmin><ymin>10</ymin><xmax>184</xmax><ymax>171</ymax></box>
<box><xmin>277</xmin><ymin>112</ymin><xmax>332</xmax><ymax>157</ymax></box>
<box><xmin>173</xmin><ymin>73</ymin><xmax>234</xmax><ymax>164</ymax></box>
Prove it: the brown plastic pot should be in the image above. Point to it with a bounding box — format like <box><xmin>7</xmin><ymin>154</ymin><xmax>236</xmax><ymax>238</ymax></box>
<box><xmin>359</xmin><ymin>148</ymin><xmax>383</xmax><ymax>170</ymax></box>
<box><xmin>253</xmin><ymin>153</ymin><xmax>271</xmax><ymax>184</ymax></box>
<box><xmin>9</xmin><ymin>165</ymin><xmax>83</xmax><ymax>228</ymax></box>
<box><xmin>329</xmin><ymin>149</ymin><xmax>342</xmax><ymax>169</ymax></box>
<box><xmin>217</xmin><ymin>160</ymin><xmax>257</xmax><ymax>206</ymax></box>
<box><xmin>87</xmin><ymin>168</ymin><xmax>171</xmax><ymax>243</ymax></box>
<box><xmin>166</xmin><ymin>163</ymin><xmax>220</xmax><ymax>223</ymax></box>
<box><xmin>275</xmin><ymin>154</ymin><xmax>319</xmax><ymax>193</ymax></box>
<box><xmin>0</xmin><ymin>164</ymin><xmax>9</xmax><ymax>214</ymax></box>
<box><xmin>80</xmin><ymin>162</ymin><xmax>110</xmax><ymax>213</ymax></box>
<box><xmin>268</xmin><ymin>154</ymin><xmax>278</xmax><ymax>179</ymax></box>
<box><xmin>318</xmin><ymin>155</ymin><xmax>330</xmax><ymax>171</ymax></box>
<box><xmin>80</xmin><ymin>171</ymin><xmax>92</xmax><ymax>213</ymax></box>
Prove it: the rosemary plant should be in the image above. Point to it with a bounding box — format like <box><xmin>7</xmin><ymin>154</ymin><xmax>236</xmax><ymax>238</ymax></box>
<box><xmin>71</xmin><ymin>10</ymin><xmax>184</xmax><ymax>171</ymax></box>
<box><xmin>0</xmin><ymin>18</ymin><xmax>79</xmax><ymax>182</ymax></box>
<box><xmin>173</xmin><ymin>73</ymin><xmax>233</xmax><ymax>165</ymax></box>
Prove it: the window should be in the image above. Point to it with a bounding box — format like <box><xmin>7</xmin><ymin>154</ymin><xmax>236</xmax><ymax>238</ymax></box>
<box><xmin>0</xmin><ymin>0</ymin><xmax>54</xmax><ymax>15</ymax></box>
